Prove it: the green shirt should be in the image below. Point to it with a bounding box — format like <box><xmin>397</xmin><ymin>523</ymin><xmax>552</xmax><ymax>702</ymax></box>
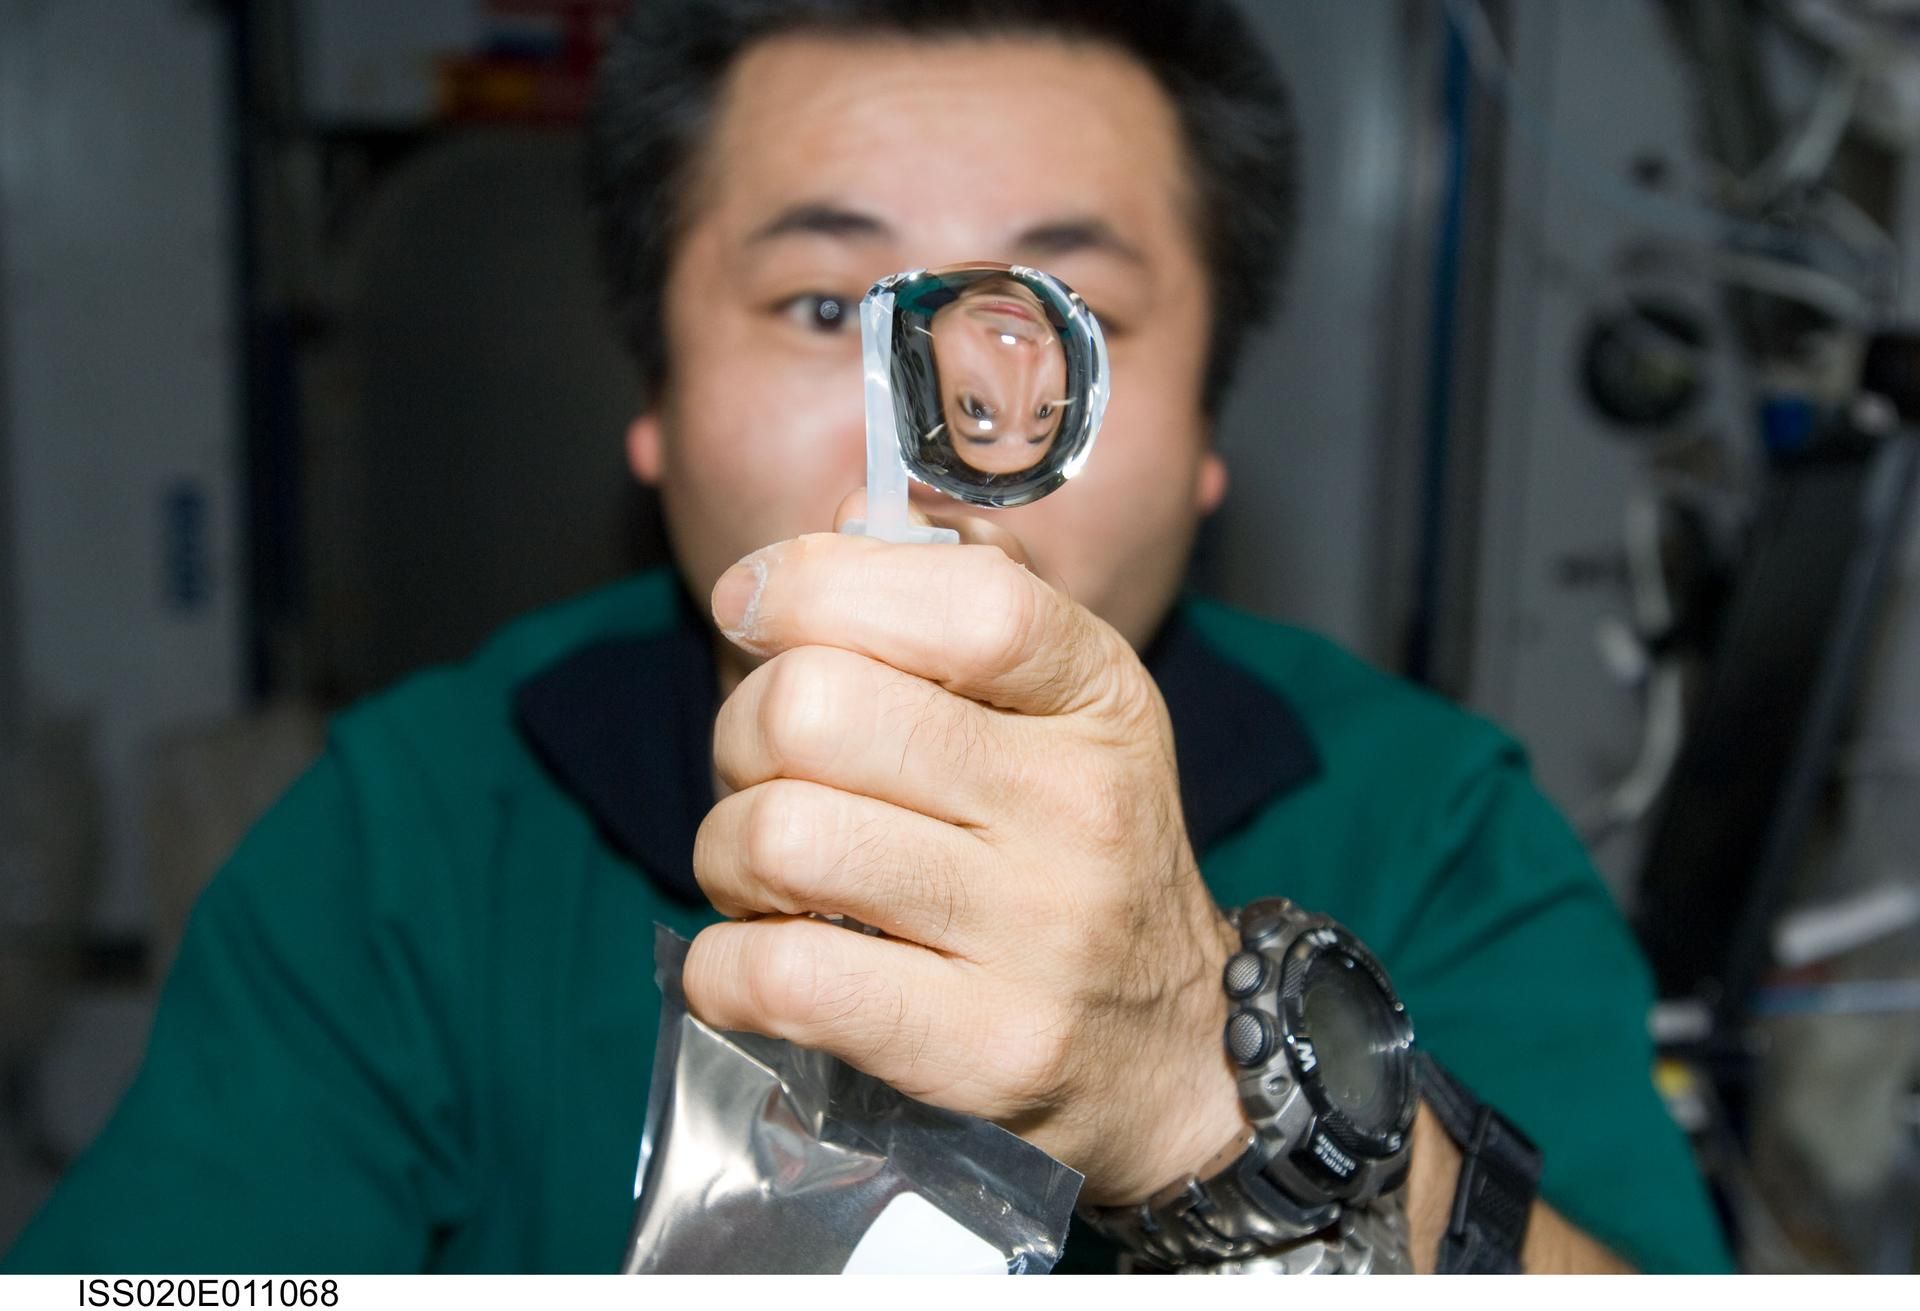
<box><xmin>4</xmin><ymin>570</ymin><xmax>1731</xmax><ymax>1273</ymax></box>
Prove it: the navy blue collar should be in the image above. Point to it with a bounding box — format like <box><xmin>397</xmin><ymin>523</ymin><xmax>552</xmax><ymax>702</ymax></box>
<box><xmin>514</xmin><ymin>584</ymin><xmax>1319</xmax><ymax>905</ymax></box>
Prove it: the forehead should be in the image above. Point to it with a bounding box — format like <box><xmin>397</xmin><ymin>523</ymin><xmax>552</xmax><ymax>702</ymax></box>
<box><xmin>690</xmin><ymin>32</ymin><xmax>1196</xmax><ymax>266</ymax></box>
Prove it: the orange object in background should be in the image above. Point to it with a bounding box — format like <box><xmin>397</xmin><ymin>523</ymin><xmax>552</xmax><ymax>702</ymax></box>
<box><xmin>436</xmin><ymin>0</ymin><xmax>626</xmax><ymax>125</ymax></box>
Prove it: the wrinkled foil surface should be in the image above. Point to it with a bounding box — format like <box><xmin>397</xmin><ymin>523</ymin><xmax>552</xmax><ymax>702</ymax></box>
<box><xmin>623</xmin><ymin>927</ymin><xmax>1083</xmax><ymax>1274</ymax></box>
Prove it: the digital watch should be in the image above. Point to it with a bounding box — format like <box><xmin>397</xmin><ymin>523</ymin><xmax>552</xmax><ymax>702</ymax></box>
<box><xmin>1080</xmin><ymin>898</ymin><xmax>1541</xmax><ymax>1274</ymax></box>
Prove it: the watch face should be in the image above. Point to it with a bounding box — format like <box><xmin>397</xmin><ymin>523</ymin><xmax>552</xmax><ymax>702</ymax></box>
<box><xmin>1300</xmin><ymin>951</ymin><xmax>1410</xmax><ymax>1140</ymax></box>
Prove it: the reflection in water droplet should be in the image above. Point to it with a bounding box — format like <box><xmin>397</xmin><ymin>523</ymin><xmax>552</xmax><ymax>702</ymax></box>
<box><xmin>867</xmin><ymin>263</ymin><xmax>1107</xmax><ymax>509</ymax></box>
<box><xmin>930</xmin><ymin>276</ymin><xmax>1065</xmax><ymax>478</ymax></box>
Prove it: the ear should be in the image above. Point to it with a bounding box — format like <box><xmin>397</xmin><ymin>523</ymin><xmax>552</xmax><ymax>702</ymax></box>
<box><xmin>625</xmin><ymin>411</ymin><xmax>665</xmax><ymax>487</ymax></box>
<box><xmin>1195</xmin><ymin>448</ymin><xmax>1228</xmax><ymax>516</ymax></box>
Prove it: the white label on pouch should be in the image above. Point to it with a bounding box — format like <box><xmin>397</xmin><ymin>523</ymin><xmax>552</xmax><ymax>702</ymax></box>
<box><xmin>842</xmin><ymin>1191</ymin><xmax>1009</xmax><ymax>1275</ymax></box>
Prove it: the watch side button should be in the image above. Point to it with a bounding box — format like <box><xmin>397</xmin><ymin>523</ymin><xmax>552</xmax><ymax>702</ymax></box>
<box><xmin>1223</xmin><ymin>950</ymin><xmax>1267</xmax><ymax>998</ymax></box>
<box><xmin>1226</xmin><ymin>1008</ymin><xmax>1274</xmax><ymax>1066</ymax></box>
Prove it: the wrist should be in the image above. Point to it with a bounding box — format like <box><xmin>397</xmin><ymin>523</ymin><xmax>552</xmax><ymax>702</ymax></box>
<box><xmin>1404</xmin><ymin>1101</ymin><xmax>1461</xmax><ymax>1274</ymax></box>
<box><xmin>1091</xmin><ymin>909</ymin><xmax>1246</xmax><ymax>1206</ymax></box>
<box><xmin>1079</xmin><ymin>898</ymin><xmax>1422</xmax><ymax>1272</ymax></box>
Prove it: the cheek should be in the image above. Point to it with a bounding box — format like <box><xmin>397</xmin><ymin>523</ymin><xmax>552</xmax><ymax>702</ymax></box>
<box><xmin>1057</xmin><ymin>423</ymin><xmax>1201</xmax><ymax>557</ymax></box>
<box><xmin>1002</xmin><ymin>408</ymin><xmax>1204</xmax><ymax>578</ymax></box>
<box><xmin>993</xmin><ymin>341</ymin><xmax>1208</xmax><ymax>624</ymax></box>
<box><xmin>663</xmin><ymin>326</ymin><xmax>870</xmax><ymax>542</ymax></box>
<box><xmin>1080</xmin><ymin>350</ymin><xmax>1207</xmax><ymax>512</ymax></box>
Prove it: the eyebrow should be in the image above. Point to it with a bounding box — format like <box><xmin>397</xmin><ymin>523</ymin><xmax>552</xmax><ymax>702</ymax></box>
<box><xmin>746</xmin><ymin>204</ymin><xmax>1146</xmax><ymax>266</ymax></box>
<box><xmin>1012</xmin><ymin>218</ymin><xmax>1147</xmax><ymax>267</ymax></box>
<box><xmin>747</xmin><ymin>203</ymin><xmax>892</xmax><ymax>244</ymax></box>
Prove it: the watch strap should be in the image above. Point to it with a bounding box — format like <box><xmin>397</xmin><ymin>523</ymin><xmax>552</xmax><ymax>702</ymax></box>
<box><xmin>1182</xmin><ymin>1186</ymin><xmax>1414</xmax><ymax>1275</ymax></box>
<box><xmin>1079</xmin><ymin>1134</ymin><xmax>1342</xmax><ymax>1269</ymax></box>
<box><xmin>1416</xmin><ymin>1050</ymin><xmax>1542</xmax><ymax>1274</ymax></box>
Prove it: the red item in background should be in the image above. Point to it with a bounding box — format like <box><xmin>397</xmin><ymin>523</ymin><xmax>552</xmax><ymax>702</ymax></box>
<box><xmin>436</xmin><ymin>0</ymin><xmax>628</xmax><ymax>126</ymax></box>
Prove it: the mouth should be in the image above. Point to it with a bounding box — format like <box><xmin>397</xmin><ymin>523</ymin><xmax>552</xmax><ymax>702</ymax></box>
<box><xmin>969</xmin><ymin>298</ymin><xmax>1040</xmax><ymax>325</ymax></box>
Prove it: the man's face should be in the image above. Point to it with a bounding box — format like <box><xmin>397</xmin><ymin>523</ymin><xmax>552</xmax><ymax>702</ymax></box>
<box><xmin>626</xmin><ymin>33</ymin><xmax>1227</xmax><ymax>672</ymax></box>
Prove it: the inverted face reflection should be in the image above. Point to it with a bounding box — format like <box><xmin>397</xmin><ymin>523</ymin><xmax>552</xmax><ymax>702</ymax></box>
<box><xmin>876</xmin><ymin>262</ymin><xmax>1106</xmax><ymax>507</ymax></box>
<box><xmin>929</xmin><ymin>276</ymin><xmax>1067</xmax><ymax>475</ymax></box>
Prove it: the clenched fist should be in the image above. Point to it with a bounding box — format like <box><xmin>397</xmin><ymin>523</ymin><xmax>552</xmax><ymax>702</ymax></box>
<box><xmin>682</xmin><ymin>492</ymin><xmax>1247</xmax><ymax>1204</ymax></box>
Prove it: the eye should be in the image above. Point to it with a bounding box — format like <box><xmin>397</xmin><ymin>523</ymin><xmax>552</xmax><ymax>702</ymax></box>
<box><xmin>1034</xmin><ymin>402</ymin><xmax>1054</xmax><ymax>420</ymax></box>
<box><xmin>961</xmin><ymin>394</ymin><xmax>994</xmax><ymax>421</ymax></box>
<box><xmin>779</xmin><ymin>293</ymin><xmax>854</xmax><ymax>334</ymax></box>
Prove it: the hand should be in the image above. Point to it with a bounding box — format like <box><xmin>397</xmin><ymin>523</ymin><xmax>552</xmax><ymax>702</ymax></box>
<box><xmin>682</xmin><ymin>491</ymin><xmax>1248</xmax><ymax>1204</ymax></box>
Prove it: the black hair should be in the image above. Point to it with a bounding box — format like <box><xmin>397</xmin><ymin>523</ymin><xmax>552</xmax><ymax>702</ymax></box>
<box><xmin>585</xmin><ymin>0</ymin><xmax>1298</xmax><ymax>416</ymax></box>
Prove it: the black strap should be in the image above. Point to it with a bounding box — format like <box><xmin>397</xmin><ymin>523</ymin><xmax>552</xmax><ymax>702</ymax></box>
<box><xmin>1417</xmin><ymin>1050</ymin><xmax>1542</xmax><ymax>1274</ymax></box>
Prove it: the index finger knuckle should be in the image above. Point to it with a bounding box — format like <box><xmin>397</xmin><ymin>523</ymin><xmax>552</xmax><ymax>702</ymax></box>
<box><xmin>949</xmin><ymin>547</ymin><xmax>1042</xmax><ymax>676</ymax></box>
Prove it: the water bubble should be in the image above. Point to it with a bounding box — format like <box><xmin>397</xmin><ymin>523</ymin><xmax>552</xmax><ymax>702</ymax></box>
<box><xmin>867</xmin><ymin>263</ymin><xmax>1107</xmax><ymax>508</ymax></box>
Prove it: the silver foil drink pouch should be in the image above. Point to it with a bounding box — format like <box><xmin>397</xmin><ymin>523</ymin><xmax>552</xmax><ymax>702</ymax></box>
<box><xmin>623</xmin><ymin>926</ymin><xmax>1083</xmax><ymax>1274</ymax></box>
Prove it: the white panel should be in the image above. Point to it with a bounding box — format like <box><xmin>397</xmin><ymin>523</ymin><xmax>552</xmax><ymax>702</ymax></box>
<box><xmin>1465</xmin><ymin>0</ymin><xmax>1751</xmax><ymax>886</ymax></box>
<box><xmin>298</xmin><ymin>0</ymin><xmax>482</xmax><ymax>126</ymax></box>
<box><xmin>0</xmin><ymin>0</ymin><xmax>243</xmax><ymax>931</ymax></box>
<box><xmin>1201</xmin><ymin>0</ymin><xmax>1423</xmax><ymax>661</ymax></box>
